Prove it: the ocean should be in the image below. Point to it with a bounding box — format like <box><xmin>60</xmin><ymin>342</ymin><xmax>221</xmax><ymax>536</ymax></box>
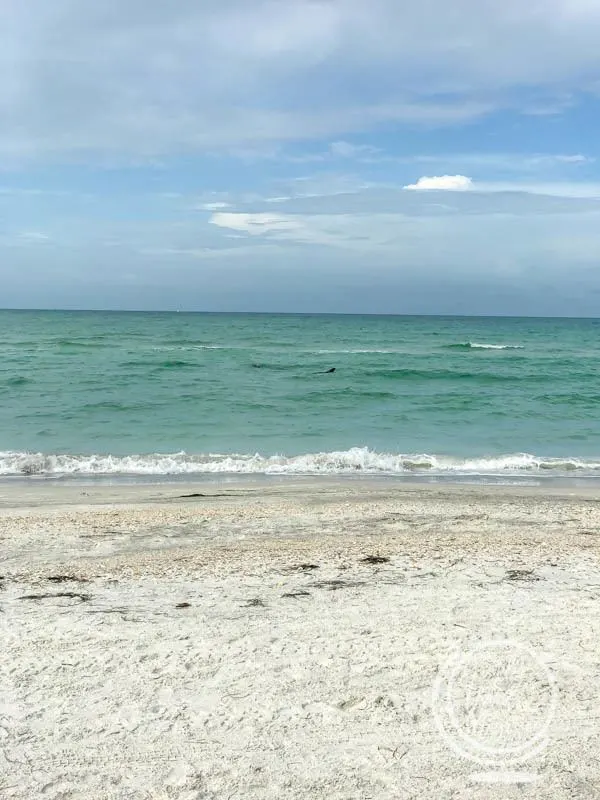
<box><xmin>2</xmin><ymin>309</ymin><xmax>600</xmax><ymax>480</ymax></box>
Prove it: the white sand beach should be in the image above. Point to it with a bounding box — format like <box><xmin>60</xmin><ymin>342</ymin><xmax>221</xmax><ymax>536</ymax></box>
<box><xmin>2</xmin><ymin>479</ymin><xmax>600</xmax><ymax>799</ymax></box>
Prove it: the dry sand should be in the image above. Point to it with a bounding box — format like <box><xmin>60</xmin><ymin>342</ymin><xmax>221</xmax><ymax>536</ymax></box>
<box><xmin>2</xmin><ymin>479</ymin><xmax>600</xmax><ymax>799</ymax></box>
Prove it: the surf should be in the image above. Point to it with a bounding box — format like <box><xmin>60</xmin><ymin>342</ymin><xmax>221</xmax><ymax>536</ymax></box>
<box><xmin>3</xmin><ymin>448</ymin><xmax>600</xmax><ymax>477</ymax></box>
<box><xmin>445</xmin><ymin>342</ymin><xmax>524</xmax><ymax>351</ymax></box>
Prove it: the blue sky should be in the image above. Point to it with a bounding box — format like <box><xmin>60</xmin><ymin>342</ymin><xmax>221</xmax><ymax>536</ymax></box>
<box><xmin>2</xmin><ymin>0</ymin><xmax>600</xmax><ymax>314</ymax></box>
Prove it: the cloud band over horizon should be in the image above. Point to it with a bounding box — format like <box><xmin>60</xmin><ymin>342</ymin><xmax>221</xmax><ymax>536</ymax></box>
<box><xmin>1</xmin><ymin>0</ymin><xmax>600</xmax><ymax>314</ymax></box>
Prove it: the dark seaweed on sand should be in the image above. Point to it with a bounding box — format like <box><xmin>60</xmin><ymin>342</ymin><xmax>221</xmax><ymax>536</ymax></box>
<box><xmin>360</xmin><ymin>555</ymin><xmax>390</xmax><ymax>565</ymax></box>
<box><xmin>505</xmin><ymin>569</ymin><xmax>540</xmax><ymax>582</ymax></box>
<box><xmin>19</xmin><ymin>592</ymin><xmax>91</xmax><ymax>602</ymax></box>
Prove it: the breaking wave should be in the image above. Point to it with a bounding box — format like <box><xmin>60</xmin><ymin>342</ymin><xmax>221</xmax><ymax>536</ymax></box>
<box><xmin>314</xmin><ymin>349</ymin><xmax>404</xmax><ymax>354</ymax></box>
<box><xmin>2</xmin><ymin>448</ymin><xmax>600</xmax><ymax>477</ymax></box>
<box><xmin>446</xmin><ymin>342</ymin><xmax>525</xmax><ymax>351</ymax></box>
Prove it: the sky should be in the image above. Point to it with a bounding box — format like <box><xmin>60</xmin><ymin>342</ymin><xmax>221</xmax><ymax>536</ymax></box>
<box><xmin>2</xmin><ymin>0</ymin><xmax>600</xmax><ymax>315</ymax></box>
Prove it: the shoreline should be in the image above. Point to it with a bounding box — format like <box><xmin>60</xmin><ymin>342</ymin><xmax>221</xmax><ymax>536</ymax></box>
<box><xmin>3</xmin><ymin>473</ymin><xmax>600</xmax><ymax>507</ymax></box>
<box><xmin>3</xmin><ymin>481</ymin><xmax>600</xmax><ymax>797</ymax></box>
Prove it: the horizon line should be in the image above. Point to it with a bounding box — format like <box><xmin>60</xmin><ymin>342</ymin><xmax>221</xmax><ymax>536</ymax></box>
<box><xmin>1</xmin><ymin>308</ymin><xmax>600</xmax><ymax>320</ymax></box>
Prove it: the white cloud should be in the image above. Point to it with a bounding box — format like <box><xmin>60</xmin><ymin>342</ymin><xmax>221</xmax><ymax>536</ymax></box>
<box><xmin>198</xmin><ymin>201</ymin><xmax>232</xmax><ymax>211</ymax></box>
<box><xmin>550</xmin><ymin>154</ymin><xmax>590</xmax><ymax>164</ymax></box>
<box><xmin>209</xmin><ymin>212</ymin><xmax>301</xmax><ymax>236</ymax></box>
<box><xmin>404</xmin><ymin>175</ymin><xmax>473</xmax><ymax>191</ymax></box>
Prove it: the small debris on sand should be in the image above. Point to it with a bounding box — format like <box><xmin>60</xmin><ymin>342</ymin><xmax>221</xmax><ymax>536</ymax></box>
<box><xmin>360</xmin><ymin>555</ymin><xmax>390</xmax><ymax>565</ymax></box>
<box><xmin>310</xmin><ymin>579</ymin><xmax>365</xmax><ymax>591</ymax></box>
<box><xmin>18</xmin><ymin>592</ymin><xmax>92</xmax><ymax>602</ymax></box>
<box><xmin>288</xmin><ymin>563</ymin><xmax>320</xmax><ymax>573</ymax></box>
<box><xmin>505</xmin><ymin>568</ymin><xmax>540</xmax><ymax>582</ymax></box>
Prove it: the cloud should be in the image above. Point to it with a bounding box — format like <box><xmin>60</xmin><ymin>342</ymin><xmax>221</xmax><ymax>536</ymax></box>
<box><xmin>328</xmin><ymin>141</ymin><xmax>380</xmax><ymax>159</ymax></box>
<box><xmin>209</xmin><ymin>212</ymin><xmax>301</xmax><ymax>236</ymax></box>
<box><xmin>18</xmin><ymin>231</ymin><xmax>50</xmax><ymax>241</ymax></box>
<box><xmin>404</xmin><ymin>175</ymin><xmax>473</xmax><ymax>191</ymax></box>
<box><xmin>200</xmin><ymin>180</ymin><xmax>600</xmax><ymax>256</ymax></box>
<box><xmin>548</xmin><ymin>154</ymin><xmax>590</xmax><ymax>164</ymax></box>
<box><xmin>198</xmin><ymin>201</ymin><xmax>232</xmax><ymax>211</ymax></box>
<box><xmin>476</xmin><ymin>181</ymin><xmax>600</xmax><ymax>198</ymax></box>
<box><xmin>5</xmin><ymin>174</ymin><xmax>600</xmax><ymax>314</ymax></box>
<box><xmin>3</xmin><ymin>1</ymin><xmax>600</xmax><ymax>162</ymax></box>
<box><xmin>398</xmin><ymin>153</ymin><xmax>594</xmax><ymax>171</ymax></box>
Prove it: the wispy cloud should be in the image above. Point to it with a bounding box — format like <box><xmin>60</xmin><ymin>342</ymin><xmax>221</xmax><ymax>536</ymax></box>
<box><xmin>198</xmin><ymin>201</ymin><xmax>232</xmax><ymax>211</ymax></box>
<box><xmin>209</xmin><ymin>212</ymin><xmax>302</xmax><ymax>236</ymax></box>
<box><xmin>328</xmin><ymin>141</ymin><xmax>381</xmax><ymax>159</ymax></box>
<box><xmin>18</xmin><ymin>231</ymin><xmax>50</xmax><ymax>240</ymax></box>
<box><xmin>2</xmin><ymin>1</ymin><xmax>600</xmax><ymax>162</ymax></box>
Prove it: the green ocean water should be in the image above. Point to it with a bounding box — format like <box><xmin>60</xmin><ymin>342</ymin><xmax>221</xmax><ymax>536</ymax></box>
<box><xmin>2</xmin><ymin>309</ymin><xmax>600</xmax><ymax>478</ymax></box>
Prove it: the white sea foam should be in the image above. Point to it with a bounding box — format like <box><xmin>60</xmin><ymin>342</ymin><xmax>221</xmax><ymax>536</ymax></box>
<box><xmin>314</xmin><ymin>349</ymin><xmax>404</xmax><ymax>354</ymax></box>
<box><xmin>151</xmin><ymin>345</ymin><xmax>227</xmax><ymax>351</ymax></box>
<box><xmin>2</xmin><ymin>448</ymin><xmax>599</xmax><ymax>477</ymax></box>
<box><xmin>462</xmin><ymin>342</ymin><xmax>524</xmax><ymax>350</ymax></box>
<box><xmin>314</xmin><ymin>343</ymin><xmax>525</xmax><ymax>354</ymax></box>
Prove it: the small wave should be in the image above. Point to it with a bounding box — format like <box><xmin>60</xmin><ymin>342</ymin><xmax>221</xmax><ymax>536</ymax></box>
<box><xmin>160</xmin><ymin>339</ymin><xmax>228</xmax><ymax>348</ymax></box>
<box><xmin>314</xmin><ymin>349</ymin><xmax>402</xmax><ymax>354</ymax></box>
<box><xmin>154</xmin><ymin>359</ymin><xmax>196</xmax><ymax>370</ymax></box>
<box><xmin>294</xmin><ymin>388</ymin><xmax>396</xmax><ymax>402</ymax></box>
<box><xmin>55</xmin><ymin>339</ymin><xmax>110</xmax><ymax>350</ymax></box>
<box><xmin>364</xmin><ymin>367</ymin><xmax>520</xmax><ymax>383</ymax></box>
<box><xmin>445</xmin><ymin>342</ymin><xmax>524</xmax><ymax>351</ymax></box>
<box><xmin>121</xmin><ymin>359</ymin><xmax>196</xmax><ymax>371</ymax></box>
<box><xmin>152</xmin><ymin>345</ymin><xmax>227</xmax><ymax>352</ymax></box>
<box><xmin>2</xmin><ymin>448</ymin><xmax>600</xmax><ymax>477</ymax></box>
<box><xmin>6</xmin><ymin>376</ymin><xmax>31</xmax><ymax>387</ymax></box>
<box><xmin>251</xmin><ymin>363</ymin><xmax>294</xmax><ymax>371</ymax></box>
<box><xmin>79</xmin><ymin>401</ymin><xmax>159</xmax><ymax>412</ymax></box>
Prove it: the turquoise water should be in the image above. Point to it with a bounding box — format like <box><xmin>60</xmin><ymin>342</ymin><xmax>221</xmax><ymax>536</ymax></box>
<box><xmin>2</xmin><ymin>310</ymin><xmax>600</xmax><ymax>477</ymax></box>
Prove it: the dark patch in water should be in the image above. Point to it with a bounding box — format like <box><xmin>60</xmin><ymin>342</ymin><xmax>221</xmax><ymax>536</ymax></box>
<box><xmin>81</xmin><ymin>401</ymin><xmax>155</xmax><ymax>412</ymax></box>
<box><xmin>363</xmin><ymin>367</ymin><xmax>538</xmax><ymax>384</ymax></box>
<box><xmin>251</xmin><ymin>363</ymin><xmax>293</xmax><ymax>371</ymax></box>
<box><xmin>120</xmin><ymin>359</ymin><xmax>196</xmax><ymax>370</ymax></box>
<box><xmin>153</xmin><ymin>359</ymin><xmax>196</xmax><ymax>371</ymax></box>
<box><xmin>55</xmin><ymin>339</ymin><xmax>109</xmax><ymax>350</ymax></box>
